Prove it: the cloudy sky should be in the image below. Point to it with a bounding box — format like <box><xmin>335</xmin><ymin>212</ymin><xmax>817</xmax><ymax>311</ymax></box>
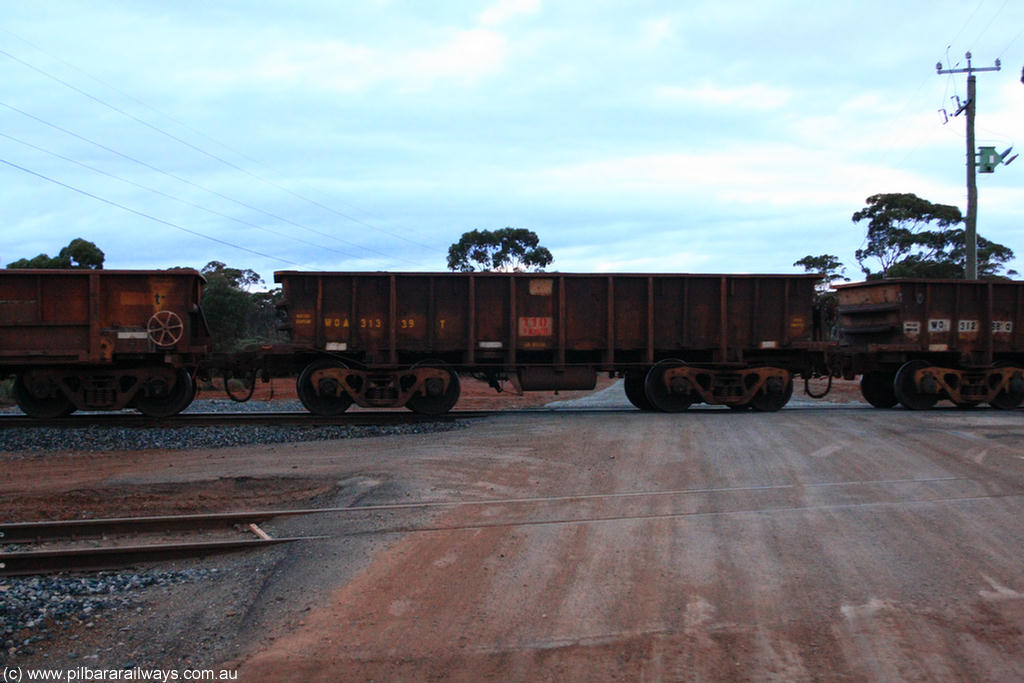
<box><xmin>2</xmin><ymin>1</ymin><xmax>1022</xmax><ymax>283</ymax></box>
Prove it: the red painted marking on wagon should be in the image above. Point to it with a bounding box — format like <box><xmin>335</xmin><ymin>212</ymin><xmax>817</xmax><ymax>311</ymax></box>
<box><xmin>518</xmin><ymin>316</ymin><xmax>552</xmax><ymax>337</ymax></box>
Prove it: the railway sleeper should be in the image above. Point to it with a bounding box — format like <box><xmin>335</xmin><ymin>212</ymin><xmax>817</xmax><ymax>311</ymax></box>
<box><xmin>901</xmin><ymin>363</ymin><xmax>1024</xmax><ymax>409</ymax></box>
<box><xmin>656</xmin><ymin>365</ymin><xmax>793</xmax><ymax>411</ymax></box>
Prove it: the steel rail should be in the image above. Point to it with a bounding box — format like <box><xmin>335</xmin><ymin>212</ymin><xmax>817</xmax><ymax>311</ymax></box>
<box><xmin>0</xmin><ymin>511</ymin><xmax>299</xmax><ymax>543</ymax></box>
<box><xmin>1</xmin><ymin>475</ymin><xmax>967</xmax><ymax>543</ymax></box>
<box><xmin>0</xmin><ymin>410</ymin><xmax>491</xmax><ymax>429</ymax></box>
<box><xmin>0</xmin><ymin>537</ymin><xmax>306</xmax><ymax>576</ymax></box>
<box><xmin>0</xmin><ymin>475</ymin><xmax>995</xmax><ymax>575</ymax></box>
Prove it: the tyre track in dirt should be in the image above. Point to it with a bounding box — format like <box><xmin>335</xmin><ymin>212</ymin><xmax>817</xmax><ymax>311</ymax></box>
<box><xmin>229</xmin><ymin>404</ymin><xmax>1024</xmax><ymax>682</ymax></box>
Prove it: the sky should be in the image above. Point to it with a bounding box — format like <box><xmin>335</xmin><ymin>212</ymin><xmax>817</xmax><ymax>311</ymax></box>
<box><xmin>1</xmin><ymin>0</ymin><xmax>1023</xmax><ymax>285</ymax></box>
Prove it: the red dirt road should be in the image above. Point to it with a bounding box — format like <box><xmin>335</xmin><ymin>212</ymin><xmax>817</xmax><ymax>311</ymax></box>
<box><xmin>228</xmin><ymin>402</ymin><xmax>1024</xmax><ymax>682</ymax></box>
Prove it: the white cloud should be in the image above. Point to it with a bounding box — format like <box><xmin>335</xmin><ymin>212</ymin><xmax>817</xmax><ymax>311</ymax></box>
<box><xmin>655</xmin><ymin>83</ymin><xmax>792</xmax><ymax>111</ymax></box>
<box><xmin>641</xmin><ymin>17</ymin><xmax>675</xmax><ymax>47</ymax></box>
<box><xmin>209</xmin><ymin>28</ymin><xmax>509</xmax><ymax>93</ymax></box>
<box><xmin>405</xmin><ymin>29</ymin><xmax>508</xmax><ymax>87</ymax></box>
<box><xmin>479</xmin><ymin>0</ymin><xmax>541</xmax><ymax>27</ymax></box>
<box><xmin>533</xmin><ymin>142</ymin><xmax>957</xmax><ymax>211</ymax></box>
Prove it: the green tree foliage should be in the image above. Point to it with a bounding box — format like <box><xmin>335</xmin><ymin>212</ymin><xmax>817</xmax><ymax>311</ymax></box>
<box><xmin>793</xmin><ymin>254</ymin><xmax>849</xmax><ymax>294</ymax></box>
<box><xmin>247</xmin><ymin>288</ymin><xmax>285</xmax><ymax>343</ymax></box>
<box><xmin>199</xmin><ymin>261</ymin><xmax>284</xmax><ymax>352</ymax></box>
<box><xmin>6</xmin><ymin>237</ymin><xmax>105</xmax><ymax>269</ymax></box>
<box><xmin>851</xmin><ymin>193</ymin><xmax>1015</xmax><ymax>279</ymax></box>
<box><xmin>447</xmin><ymin>228</ymin><xmax>554</xmax><ymax>272</ymax></box>
<box><xmin>793</xmin><ymin>254</ymin><xmax>850</xmax><ymax>339</ymax></box>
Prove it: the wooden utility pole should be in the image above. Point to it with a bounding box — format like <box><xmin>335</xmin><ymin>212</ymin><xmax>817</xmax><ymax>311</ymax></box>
<box><xmin>936</xmin><ymin>52</ymin><xmax>1000</xmax><ymax>280</ymax></box>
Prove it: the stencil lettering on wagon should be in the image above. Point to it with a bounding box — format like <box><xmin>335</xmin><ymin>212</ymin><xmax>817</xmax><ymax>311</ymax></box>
<box><xmin>903</xmin><ymin>321</ymin><xmax>920</xmax><ymax>336</ymax></box>
<box><xmin>992</xmin><ymin>321</ymin><xmax>1014</xmax><ymax>334</ymax></box>
<box><xmin>928</xmin><ymin>319</ymin><xmax>950</xmax><ymax>333</ymax></box>
<box><xmin>518</xmin><ymin>316</ymin><xmax>552</xmax><ymax>337</ymax></box>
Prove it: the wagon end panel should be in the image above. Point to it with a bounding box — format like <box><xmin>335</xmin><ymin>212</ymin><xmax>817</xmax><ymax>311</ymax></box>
<box><xmin>836</xmin><ymin>281</ymin><xmax>905</xmax><ymax>351</ymax></box>
<box><xmin>0</xmin><ymin>271</ymin><xmax>90</xmax><ymax>363</ymax></box>
<box><xmin>100</xmin><ymin>271</ymin><xmax>208</xmax><ymax>357</ymax></box>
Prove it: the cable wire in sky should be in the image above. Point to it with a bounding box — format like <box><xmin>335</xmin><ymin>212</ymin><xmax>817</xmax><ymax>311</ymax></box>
<box><xmin>947</xmin><ymin>0</ymin><xmax>990</xmax><ymax>52</ymax></box>
<box><xmin>0</xmin><ymin>131</ymin><xmax>371</xmax><ymax>262</ymax></box>
<box><xmin>0</xmin><ymin>157</ymin><xmax>306</xmax><ymax>268</ymax></box>
<box><xmin>0</xmin><ymin>100</ymin><xmax>418</xmax><ymax>265</ymax></box>
<box><xmin>0</xmin><ymin>41</ymin><xmax>442</xmax><ymax>253</ymax></box>
<box><xmin>969</xmin><ymin>0</ymin><xmax>1012</xmax><ymax>54</ymax></box>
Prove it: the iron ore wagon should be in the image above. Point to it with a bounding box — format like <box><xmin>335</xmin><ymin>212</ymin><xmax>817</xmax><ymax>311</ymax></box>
<box><xmin>272</xmin><ymin>271</ymin><xmax>826</xmax><ymax>415</ymax></box>
<box><xmin>0</xmin><ymin>269</ymin><xmax>210</xmax><ymax>417</ymax></box>
<box><xmin>835</xmin><ymin>278</ymin><xmax>1024</xmax><ymax>409</ymax></box>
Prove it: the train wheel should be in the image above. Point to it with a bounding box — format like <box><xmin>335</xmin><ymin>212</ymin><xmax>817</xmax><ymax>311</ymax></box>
<box><xmin>859</xmin><ymin>371</ymin><xmax>898</xmax><ymax>408</ymax></box>
<box><xmin>750</xmin><ymin>373</ymin><xmax>793</xmax><ymax>412</ymax></box>
<box><xmin>297</xmin><ymin>359</ymin><xmax>353</xmax><ymax>416</ymax></box>
<box><xmin>990</xmin><ymin>362</ymin><xmax>1024</xmax><ymax>410</ymax></box>
<box><xmin>406</xmin><ymin>362</ymin><xmax>461</xmax><ymax>416</ymax></box>
<box><xmin>893</xmin><ymin>360</ymin><xmax>938</xmax><ymax>410</ymax></box>
<box><xmin>644</xmin><ymin>359</ymin><xmax>692</xmax><ymax>413</ymax></box>
<box><xmin>136</xmin><ymin>368</ymin><xmax>195</xmax><ymax>418</ymax></box>
<box><xmin>623</xmin><ymin>372</ymin><xmax>656</xmax><ymax>411</ymax></box>
<box><xmin>953</xmin><ymin>400</ymin><xmax>981</xmax><ymax>409</ymax></box>
<box><xmin>14</xmin><ymin>373</ymin><xmax>74</xmax><ymax>419</ymax></box>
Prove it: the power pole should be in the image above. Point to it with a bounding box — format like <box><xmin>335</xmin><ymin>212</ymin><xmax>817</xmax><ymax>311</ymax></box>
<box><xmin>936</xmin><ymin>52</ymin><xmax>1000</xmax><ymax>280</ymax></box>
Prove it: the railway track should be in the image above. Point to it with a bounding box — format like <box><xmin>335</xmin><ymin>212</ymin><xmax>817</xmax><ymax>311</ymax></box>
<box><xmin>4</xmin><ymin>474</ymin><xmax>1002</xmax><ymax>576</ymax></box>
<box><xmin>0</xmin><ymin>410</ymin><xmax>492</xmax><ymax>429</ymax></box>
<box><xmin>0</xmin><ymin>511</ymin><xmax>320</xmax><ymax>576</ymax></box>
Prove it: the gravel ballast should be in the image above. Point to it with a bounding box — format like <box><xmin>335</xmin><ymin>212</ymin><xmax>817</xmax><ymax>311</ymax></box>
<box><xmin>1</xmin><ymin>569</ymin><xmax>215</xmax><ymax>659</ymax></box>
<box><xmin>0</xmin><ymin>399</ymin><xmax>466</xmax><ymax>454</ymax></box>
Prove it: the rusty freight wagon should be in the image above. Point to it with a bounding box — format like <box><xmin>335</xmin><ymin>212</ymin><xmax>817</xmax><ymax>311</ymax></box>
<box><xmin>272</xmin><ymin>271</ymin><xmax>824</xmax><ymax>415</ymax></box>
<box><xmin>835</xmin><ymin>278</ymin><xmax>1024</xmax><ymax>409</ymax></box>
<box><xmin>0</xmin><ymin>269</ymin><xmax>210</xmax><ymax>417</ymax></box>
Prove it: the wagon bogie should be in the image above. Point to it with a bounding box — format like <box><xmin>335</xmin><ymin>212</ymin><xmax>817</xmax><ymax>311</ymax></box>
<box><xmin>641</xmin><ymin>363</ymin><xmax>794</xmax><ymax>412</ymax></box>
<box><xmin>294</xmin><ymin>358</ymin><xmax>460</xmax><ymax>414</ymax></box>
<box><xmin>889</xmin><ymin>360</ymin><xmax>1024</xmax><ymax>410</ymax></box>
<box><xmin>13</xmin><ymin>364</ymin><xmax>196</xmax><ymax>415</ymax></box>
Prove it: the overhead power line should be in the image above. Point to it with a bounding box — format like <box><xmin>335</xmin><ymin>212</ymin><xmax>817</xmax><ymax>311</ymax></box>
<box><xmin>0</xmin><ymin>100</ymin><xmax>416</xmax><ymax>265</ymax></box>
<box><xmin>0</xmin><ymin>157</ymin><xmax>305</xmax><ymax>268</ymax></box>
<box><xmin>0</xmin><ymin>131</ymin><xmax>368</xmax><ymax>261</ymax></box>
<box><xmin>0</xmin><ymin>41</ymin><xmax>441</xmax><ymax>253</ymax></box>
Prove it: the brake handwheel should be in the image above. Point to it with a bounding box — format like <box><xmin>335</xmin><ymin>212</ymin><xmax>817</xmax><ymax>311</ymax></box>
<box><xmin>147</xmin><ymin>310</ymin><xmax>184</xmax><ymax>346</ymax></box>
